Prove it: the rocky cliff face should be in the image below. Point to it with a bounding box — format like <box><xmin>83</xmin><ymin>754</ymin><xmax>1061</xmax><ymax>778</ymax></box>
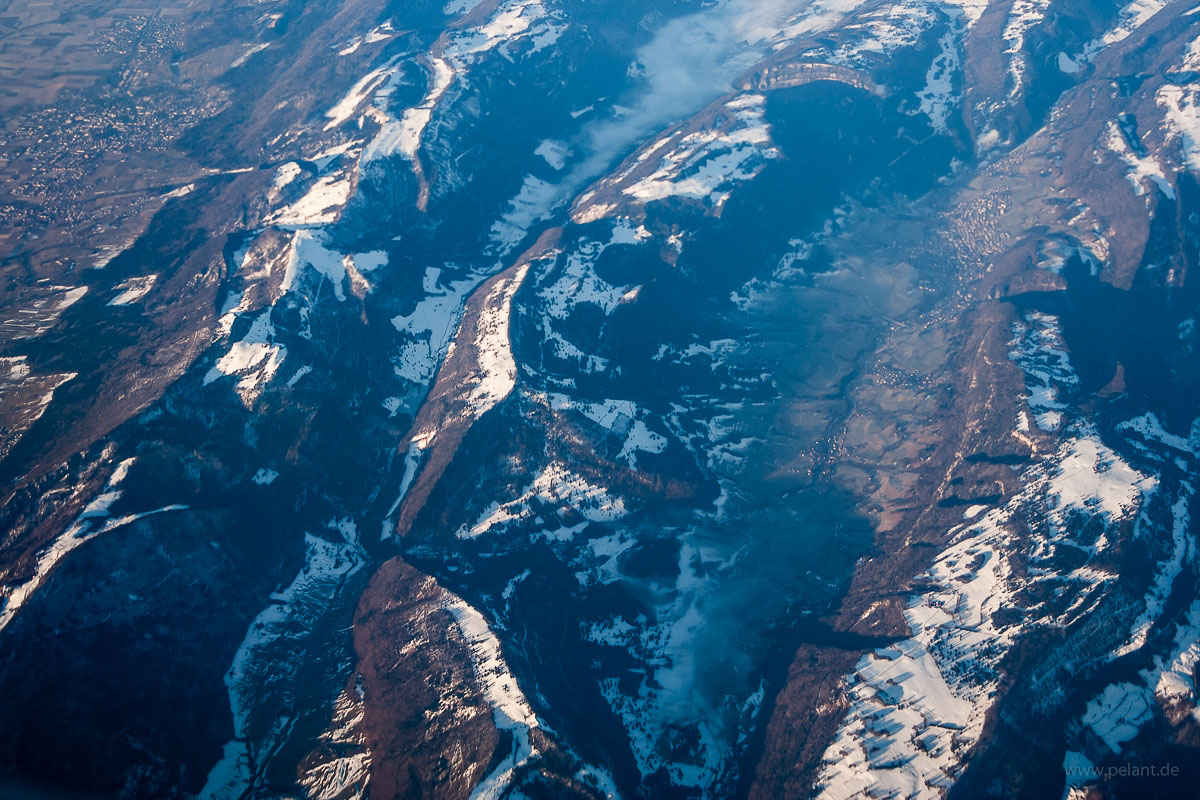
<box><xmin>0</xmin><ymin>0</ymin><xmax>1197</xmax><ymax>798</ymax></box>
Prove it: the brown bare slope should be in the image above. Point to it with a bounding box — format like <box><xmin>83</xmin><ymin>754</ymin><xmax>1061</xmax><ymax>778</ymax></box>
<box><xmin>353</xmin><ymin>557</ymin><xmax>499</xmax><ymax>800</ymax></box>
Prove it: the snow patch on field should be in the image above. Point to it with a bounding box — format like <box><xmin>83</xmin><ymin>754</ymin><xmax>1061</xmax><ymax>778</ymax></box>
<box><xmin>1075</xmin><ymin>0</ymin><xmax>1167</xmax><ymax>62</ymax></box>
<box><xmin>108</xmin><ymin>275</ymin><xmax>157</xmax><ymax>306</ymax></box>
<box><xmin>162</xmin><ymin>183</ymin><xmax>194</xmax><ymax>199</ymax></box>
<box><xmin>490</xmin><ymin>175</ymin><xmax>562</xmax><ymax>253</ymax></box>
<box><xmin>8</xmin><ymin>283</ymin><xmax>89</xmax><ymax>340</ymax></box>
<box><xmin>92</xmin><ymin>240</ymin><xmax>134</xmax><ymax>268</ymax></box>
<box><xmin>232</xmin><ymin>41</ymin><xmax>270</xmax><ymax>68</ymax></box>
<box><xmin>1047</xmin><ymin>437</ymin><xmax>1156</xmax><ymax>536</ymax></box>
<box><xmin>535</xmin><ymin>139</ymin><xmax>569</xmax><ymax>170</ymax></box>
<box><xmin>352</xmin><ymin>250</ymin><xmax>388</xmax><ymax>272</ymax></box>
<box><xmin>0</xmin><ymin>356</ymin><xmax>76</xmax><ymax>460</ymax></box>
<box><xmin>1009</xmin><ymin>312</ymin><xmax>1076</xmax><ymax>431</ymax></box>
<box><xmin>541</xmin><ymin>227</ymin><xmax>641</xmax><ymax>321</ymax></box>
<box><xmin>1106</xmin><ymin>120</ymin><xmax>1175</xmax><ymax>199</ymax></box>
<box><xmin>917</xmin><ymin>32</ymin><xmax>960</xmax><ymax>132</ymax></box>
<box><xmin>391</xmin><ymin>267</ymin><xmax>479</xmax><ymax>384</ymax></box>
<box><xmin>833</xmin><ymin>0</ymin><xmax>937</xmax><ymax>62</ymax></box>
<box><xmin>458</xmin><ymin>461</ymin><xmax>627</xmax><ymax>539</ymax></box>
<box><xmin>1118</xmin><ymin>412</ymin><xmax>1198</xmax><ymax>455</ymax></box>
<box><xmin>541</xmin><ymin>319</ymin><xmax>610</xmax><ymax>373</ymax></box>
<box><xmin>268</xmin><ymin>173</ymin><xmax>356</xmax><ymax>228</ymax></box>
<box><xmin>325</xmin><ymin>59</ymin><xmax>400</xmax><ymax>130</ymax></box>
<box><xmin>1058</xmin><ymin>51</ymin><xmax>1084</xmax><ymax>73</ymax></box>
<box><xmin>285</xmin><ymin>365</ymin><xmax>312</xmax><ymax>388</ymax></box>
<box><xmin>55</xmin><ymin>286</ymin><xmax>87</xmax><ymax>312</ymax></box>
<box><xmin>252</xmin><ymin>468</ymin><xmax>279</xmax><ymax>486</ymax></box>
<box><xmin>542</xmin><ymin>392</ymin><xmax>667</xmax><ymax>467</ymax></box>
<box><xmin>204</xmin><ymin>309</ymin><xmax>286</xmax><ymax>407</ymax></box>
<box><xmin>281</xmin><ymin>229</ymin><xmax>362</xmax><ymax>301</ymax></box>
<box><xmin>337</xmin><ymin>20</ymin><xmax>396</xmax><ymax>56</ymax></box>
<box><xmin>620</xmin><ymin>93</ymin><xmax>777</xmax><ymax>208</ymax></box>
<box><xmin>1099</xmin><ymin>0</ymin><xmax>1167</xmax><ymax>49</ymax></box>
<box><xmin>1157</xmin><ymin>83</ymin><xmax>1200</xmax><ymax>172</ymax></box>
<box><xmin>938</xmin><ymin>0</ymin><xmax>989</xmax><ymax>28</ymax></box>
<box><xmin>364</xmin><ymin>57</ymin><xmax>454</xmax><ymax>163</ymax></box>
<box><xmin>1083</xmin><ymin>682</ymin><xmax>1155</xmax><ymax>752</ymax></box>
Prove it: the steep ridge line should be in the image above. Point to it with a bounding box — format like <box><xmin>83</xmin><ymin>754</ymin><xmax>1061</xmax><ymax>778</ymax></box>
<box><xmin>739</xmin><ymin>61</ymin><xmax>879</xmax><ymax>95</ymax></box>
<box><xmin>391</xmin><ymin>226</ymin><xmax>563</xmax><ymax>539</ymax></box>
